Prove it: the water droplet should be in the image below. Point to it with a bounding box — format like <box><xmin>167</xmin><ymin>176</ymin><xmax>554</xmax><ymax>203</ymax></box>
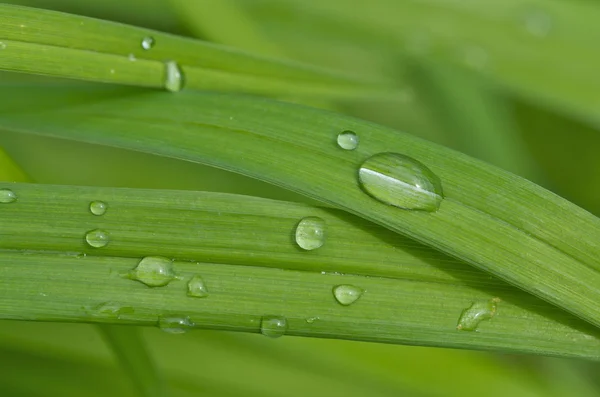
<box><xmin>337</xmin><ymin>130</ymin><xmax>359</xmax><ymax>150</ymax></box>
<box><xmin>0</xmin><ymin>42</ymin><xmax>6</xmax><ymax>50</ymax></box>
<box><xmin>164</xmin><ymin>61</ymin><xmax>184</xmax><ymax>92</ymax></box>
<box><xmin>158</xmin><ymin>315</ymin><xmax>195</xmax><ymax>334</ymax></box>
<box><xmin>524</xmin><ymin>10</ymin><xmax>553</xmax><ymax>37</ymax></box>
<box><xmin>187</xmin><ymin>275</ymin><xmax>209</xmax><ymax>298</ymax></box>
<box><xmin>462</xmin><ymin>46</ymin><xmax>488</xmax><ymax>71</ymax></box>
<box><xmin>294</xmin><ymin>217</ymin><xmax>326</xmax><ymax>251</ymax></box>
<box><xmin>128</xmin><ymin>256</ymin><xmax>177</xmax><ymax>287</ymax></box>
<box><xmin>89</xmin><ymin>200</ymin><xmax>107</xmax><ymax>216</ymax></box>
<box><xmin>95</xmin><ymin>302</ymin><xmax>134</xmax><ymax>319</ymax></box>
<box><xmin>457</xmin><ymin>298</ymin><xmax>500</xmax><ymax>331</ymax></box>
<box><xmin>260</xmin><ymin>315</ymin><xmax>288</xmax><ymax>338</ymax></box>
<box><xmin>85</xmin><ymin>229</ymin><xmax>110</xmax><ymax>248</ymax></box>
<box><xmin>305</xmin><ymin>316</ymin><xmax>319</xmax><ymax>324</ymax></box>
<box><xmin>0</xmin><ymin>188</ymin><xmax>17</xmax><ymax>203</ymax></box>
<box><xmin>128</xmin><ymin>53</ymin><xmax>137</xmax><ymax>61</ymax></box>
<box><xmin>109</xmin><ymin>69</ymin><xmax>115</xmax><ymax>75</ymax></box>
<box><xmin>141</xmin><ymin>36</ymin><xmax>154</xmax><ymax>50</ymax></box>
<box><xmin>358</xmin><ymin>153</ymin><xmax>444</xmax><ymax>211</ymax></box>
<box><xmin>333</xmin><ymin>284</ymin><xmax>364</xmax><ymax>306</ymax></box>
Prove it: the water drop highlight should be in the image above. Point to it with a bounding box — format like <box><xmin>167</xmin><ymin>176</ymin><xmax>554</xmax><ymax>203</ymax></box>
<box><xmin>358</xmin><ymin>152</ymin><xmax>444</xmax><ymax>211</ymax></box>
<box><xmin>295</xmin><ymin>217</ymin><xmax>326</xmax><ymax>251</ymax></box>
<box><xmin>337</xmin><ymin>130</ymin><xmax>359</xmax><ymax>150</ymax></box>
<box><xmin>187</xmin><ymin>275</ymin><xmax>209</xmax><ymax>298</ymax></box>
<box><xmin>333</xmin><ymin>284</ymin><xmax>364</xmax><ymax>306</ymax></box>
<box><xmin>129</xmin><ymin>256</ymin><xmax>177</xmax><ymax>287</ymax></box>
<box><xmin>0</xmin><ymin>188</ymin><xmax>17</xmax><ymax>203</ymax></box>
<box><xmin>457</xmin><ymin>298</ymin><xmax>500</xmax><ymax>331</ymax></box>
<box><xmin>89</xmin><ymin>200</ymin><xmax>107</xmax><ymax>216</ymax></box>
<box><xmin>141</xmin><ymin>36</ymin><xmax>154</xmax><ymax>50</ymax></box>
<box><xmin>85</xmin><ymin>229</ymin><xmax>109</xmax><ymax>248</ymax></box>
<box><xmin>260</xmin><ymin>315</ymin><xmax>288</xmax><ymax>338</ymax></box>
<box><xmin>158</xmin><ymin>315</ymin><xmax>195</xmax><ymax>334</ymax></box>
<box><xmin>164</xmin><ymin>61</ymin><xmax>184</xmax><ymax>92</ymax></box>
<box><xmin>0</xmin><ymin>42</ymin><xmax>6</xmax><ymax>50</ymax></box>
<box><xmin>95</xmin><ymin>302</ymin><xmax>134</xmax><ymax>319</ymax></box>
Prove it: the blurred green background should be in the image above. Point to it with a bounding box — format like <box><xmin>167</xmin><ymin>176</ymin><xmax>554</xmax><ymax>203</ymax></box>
<box><xmin>1</xmin><ymin>0</ymin><xmax>599</xmax><ymax>396</ymax></box>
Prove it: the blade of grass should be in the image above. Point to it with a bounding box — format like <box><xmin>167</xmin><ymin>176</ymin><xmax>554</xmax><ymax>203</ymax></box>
<box><xmin>0</xmin><ymin>146</ymin><xmax>29</xmax><ymax>182</ymax></box>
<box><xmin>1</xmin><ymin>85</ymin><xmax>599</xmax><ymax>330</ymax></box>
<box><xmin>0</xmin><ymin>4</ymin><xmax>393</xmax><ymax>99</ymax></box>
<box><xmin>0</xmin><ymin>182</ymin><xmax>599</xmax><ymax>359</ymax></box>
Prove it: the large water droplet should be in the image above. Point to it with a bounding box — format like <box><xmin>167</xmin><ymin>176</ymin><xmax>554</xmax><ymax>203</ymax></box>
<box><xmin>0</xmin><ymin>188</ymin><xmax>17</xmax><ymax>203</ymax></box>
<box><xmin>128</xmin><ymin>256</ymin><xmax>177</xmax><ymax>287</ymax></box>
<box><xmin>260</xmin><ymin>315</ymin><xmax>288</xmax><ymax>338</ymax></box>
<box><xmin>337</xmin><ymin>130</ymin><xmax>359</xmax><ymax>150</ymax></box>
<box><xmin>358</xmin><ymin>153</ymin><xmax>444</xmax><ymax>211</ymax></box>
<box><xmin>95</xmin><ymin>301</ymin><xmax>134</xmax><ymax>319</ymax></box>
<box><xmin>141</xmin><ymin>36</ymin><xmax>155</xmax><ymax>50</ymax></box>
<box><xmin>89</xmin><ymin>200</ymin><xmax>107</xmax><ymax>216</ymax></box>
<box><xmin>524</xmin><ymin>10</ymin><xmax>553</xmax><ymax>37</ymax></box>
<box><xmin>164</xmin><ymin>61</ymin><xmax>184</xmax><ymax>92</ymax></box>
<box><xmin>457</xmin><ymin>298</ymin><xmax>500</xmax><ymax>331</ymax></box>
<box><xmin>295</xmin><ymin>217</ymin><xmax>326</xmax><ymax>251</ymax></box>
<box><xmin>158</xmin><ymin>315</ymin><xmax>195</xmax><ymax>334</ymax></box>
<box><xmin>333</xmin><ymin>284</ymin><xmax>364</xmax><ymax>306</ymax></box>
<box><xmin>85</xmin><ymin>229</ymin><xmax>110</xmax><ymax>248</ymax></box>
<box><xmin>187</xmin><ymin>275</ymin><xmax>209</xmax><ymax>298</ymax></box>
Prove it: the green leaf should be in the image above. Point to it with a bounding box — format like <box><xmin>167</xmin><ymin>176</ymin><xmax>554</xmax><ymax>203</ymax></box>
<box><xmin>1</xmin><ymin>84</ymin><xmax>599</xmax><ymax>331</ymax></box>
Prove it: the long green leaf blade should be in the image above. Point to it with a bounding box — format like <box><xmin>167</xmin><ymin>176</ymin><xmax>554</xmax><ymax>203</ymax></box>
<box><xmin>1</xmin><ymin>85</ymin><xmax>599</xmax><ymax>329</ymax></box>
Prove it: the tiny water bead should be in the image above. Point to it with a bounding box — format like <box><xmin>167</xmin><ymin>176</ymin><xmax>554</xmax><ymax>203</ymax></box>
<box><xmin>89</xmin><ymin>200</ymin><xmax>107</xmax><ymax>216</ymax></box>
<box><xmin>164</xmin><ymin>61</ymin><xmax>184</xmax><ymax>92</ymax></box>
<box><xmin>129</xmin><ymin>256</ymin><xmax>177</xmax><ymax>287</ymax></box>
<box><xmin>260</xmin><ymin>315</ymin><xmax>288</xmax><ymax>338</ymax></box>
<box><xmin>358</xmin><ymin>153</ymin><xmax>444</xmax><ymax>212</ymax></box>
<box><xmin>141</xmin><ymin>36</ymin><xmax>155</xmax><ymax>50</ymax></box>
<box><xmin>456</xmin><ymin>298</ymin><xmax>500</xmax><ymax>331</ymax></box>
<box><xmin>0</xmin><ymin>188</ymin><xmax>17</xmax><ymax>203</ymax></box>
<box><xmin>187</xmin><ymin>275</ymin><xmax>209</xmax><ymax>298</ymax></box>
<box><xmin>333</xmin><ymin>284</ymin><xmax>363</xmax><ymax>306</ymax></box>
<box><xmin>294</xmin><ymin>217</ymin><xmax>326</xmax><ymax>251</ymax></box>
<box><xmin>95</xmin><ymin>302</ymin><xmax>134</xmax><ymax>319</ymax></box>
<box><xmin>337</xmin><ymin>130</ymin><xmax>359</xmax><ymax>150</ymax></box>
<box><xmin>85</xmin><ymin>229</ymin><xmax>110</xmax><ymax>248</ymax></box>
<box><xmin>158</xmin><ymin>315</ymin><xmax>195</xmax><ymax>334</ymax></box>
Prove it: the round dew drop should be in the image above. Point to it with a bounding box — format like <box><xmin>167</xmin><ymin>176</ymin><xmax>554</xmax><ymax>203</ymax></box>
<box><xmin>295</xmin><ymin>217</ymin><xmax>326</xmax><ymax>251</ymax></box>
<box><xmin>85</xmin><ymin>229</ymin><xmax>110</xmax><ymax>248</ymax></box>
<box><xmin>260</xmin><ymin>315</ymin><xmax>288</xmax><ymax>338</ymax></box>
<box><xmin>358</xmin><ymin>152</ymin><xmax>444</xmax><ymax>212</ymax></box>
<box><xmin>89</xmin><ymin>200</ymin><xmax>107</xmax><ymax>216</ymax></box>
<box><xmin>164</xmin><ymin>61</ymin><xmax>184</xmax><ymax>92</ymax></box>
<box><xmin>129</xmin><ymin>256</ymin><xmax>177</xmax><ymax>287</ymax></box>
<box><xmin>187</xmin><ymin>275</ymin><xmax>209</xmax><ymax>298</ymax></box>
<box><xmin>158</xmin><ymin>315</ymin><xmax>195</xmax><ymax>334</ymax></box>
<box><xmin>333</xmin><ymin>284</ymin><xmax>363</xmax><ymax>306</ymax></box>
<box><xmin>141</xmin><ymin>36</ymin><xmax>155</xmax><ymax>50</ymax></box>
<box><xmin>0</xmin><ymin>188</ymin><xmax>17</xmax><ymax>203</ymax></box>
<box><xmin>337</xmin><ymin>130</ymin><xmax>359</xmax><ymax>150</ymax></box>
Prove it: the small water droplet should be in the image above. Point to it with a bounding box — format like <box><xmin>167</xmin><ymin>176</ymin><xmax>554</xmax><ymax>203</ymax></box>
<box><xmin>0</xmin><ymin>42</ymin><xmax>6</xmax><ymax>50</ymax></box>
<box><xmin>89</xmin><ymin>200</ymin><xmax>107</xmax><ymax>216</ymax></box>
<box><xmin>260</xmin><ymin>315</ymin><xmax>288</xmax><ymax>338</ymax></box>
<box><xmin>0</xmin><ymin>188</ymin><xmax>17</xmax><ymax>203</ymax></box>
<box><xmin>457</xmin><ymin>298</ymin><xmax>500</xmax><ymax>331</ymax></box>
<box><xmin>85</xmin><ymin>229</ymin><xmax>110</xmax><ymax>248</ymax></box>
<box><xmin>524</xmin><ymin>10</ymin><xmax>553</xmax><ymax>37</ymax></box>
<box><xmin>128</xmin><ymin>256</ymin><xmax>177</xmax><ymax>287</ymax></box>
<box><xmin>95</xmin><ymin>302</ymin><xmax>134</xmax><ymax>319</ymax></box>
<box><xmin>158</xmin><ymin>315</ymin><xmax>195</xmax><ymax>334</ymax></box>
<box><xmin>187</xmin><ymin>275</ymin><xmax>209</xmax><ymax>298</ymax></box>
<box><xmin>337</xmin><ymin>130</ymin><xmax>359</xmax><ymax>150</ymax></box>
<box><xmin>164</xmin><ymin>61</ymin><xmax>184</xmax><ymax>92</ymax></box>
<box><xmin>294</xmin><ymin>217</ymin><xmax>326</xmax><ymax>251</ymax></box>
<box><xmin>462</xmin><ymin>46</ymin><xmax>488</xmax><ymax>71</ymax></box>
<box><xmin>333</xmin><ymin>284</ymin><xmax>364</xmax><ymax>306</ymax></box>
<box><xmin>141</xmin><ymin>36</ymin><xmax>155</xmax><ymax>50</ymax></box>
<box><xmin>358</xmin><ymin>153</ymin><xmax>444</xmax><ymax>211</ymax></box>
<box><xmin>305</xmin><ymin>316</ymin><xmax>319</xmax><ymax>324</ymax></box>
<box><xmin>128</xmin><ymin>53</ymin><xmax>137</xmax><ymax>61</ymax></box>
